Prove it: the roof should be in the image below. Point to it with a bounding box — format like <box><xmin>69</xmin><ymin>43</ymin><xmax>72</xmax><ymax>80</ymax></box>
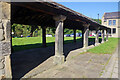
<box><xmin>103</xmin><ymin>12</ymin><xmax>120</xmax><ymax>20</ymax></box>
<box><xmin>11</xmin><ymin>1</ymin><xmax>110</xmax><ymax>30</ymax></box>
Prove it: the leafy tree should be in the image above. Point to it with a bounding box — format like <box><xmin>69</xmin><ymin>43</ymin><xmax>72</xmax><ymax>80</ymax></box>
<box><xmin>92</xmin><ymin>19</ymin><xmax>102</xmax><ymax>24</ymax></box>
<box><xmin>14</xmin><ymin>24</ymin><xmax>24</xmax><ymax>37</ymax></box>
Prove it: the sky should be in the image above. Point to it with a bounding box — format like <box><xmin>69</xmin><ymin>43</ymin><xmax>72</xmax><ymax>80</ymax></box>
<box><xmin>57</xmin><ymin>2</ymin><xmax>118</xmax><ymax>19</ymax></box>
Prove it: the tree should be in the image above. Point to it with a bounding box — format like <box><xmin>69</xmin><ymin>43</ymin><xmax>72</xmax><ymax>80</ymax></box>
<box><xmin>92</xmin><ymin>19</ymin><xmax>102</xmax><ymax>24</ymax></box>
<box><xmin>30</xmin><ymin>25</ymin><xmax>40</xmax><ymax>37</ymax></box>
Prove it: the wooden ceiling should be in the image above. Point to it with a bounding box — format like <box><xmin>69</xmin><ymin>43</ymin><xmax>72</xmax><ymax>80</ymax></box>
<box><xmin>11</xmin><ymin>2</ymin><xmax>110</xmax><ymax>30</ymax></box>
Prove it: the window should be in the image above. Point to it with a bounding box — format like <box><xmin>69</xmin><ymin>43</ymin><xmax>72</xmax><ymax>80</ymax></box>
<box><xmin>108</xmin><ymin>20</ymin><xmax>112</xmax><ymax>25</ymax></box>
<box><xmin>113</xmin><ymin>28</ymin><xmax>116</xmax><ymax>34</ymax></box>
<box><xmin>113</xmin><ymin>20</ymin><xmax>116</xmax><ymax>25</ymax></box>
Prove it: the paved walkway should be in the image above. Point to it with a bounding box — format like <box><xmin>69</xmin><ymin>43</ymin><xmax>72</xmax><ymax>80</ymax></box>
<box><xmin>22</xmin><ymin>44</ymin><xmax>113</xmax><ymax>78</ymax></box>
<box><xmin>101</xmin><ymin>48</ymin><xmax>118</xmax><ymax>78</ymax></box>
<box><xmin>11</xmin><ymin>41</ymin><xmax>118</xmax><ymax>79</ymax></box>
<box><xmin>11</xmin><ymin>41</ymin><xmax>94</xmax><ymax>79</ymax></box>
<box><xmin>32</xmin><ymin>52</ymin><xmax>111</xmax><ymax>78</ymax></box>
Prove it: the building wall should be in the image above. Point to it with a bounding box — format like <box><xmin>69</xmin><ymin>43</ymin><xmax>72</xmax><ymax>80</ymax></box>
<box><xmin>102</xmin><ymin>17</ymin><xmax>120</xmax><ymax>38</ymax></box>
<box><xmin>0</xmin><ymin>2</ymin><xmax>12</xmax><ymax>79</ymax></box>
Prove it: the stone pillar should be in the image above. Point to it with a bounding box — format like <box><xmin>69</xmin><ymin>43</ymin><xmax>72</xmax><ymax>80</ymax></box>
<box><xmin>101</xmin><ymin>30</ymin><xmax>105</xmax><ymax>43</ymax></box>
<box><xmin>82</xmin><ymin>29</ymin><xmax>84</xmax><ymax>47</ymax></box>
<box><xmin>95</xmin><ymin>28</ymin><xmax>100</xmax><ymax>46</ymax></box>
<box><xmin>83</xmin><ymin>24</ymin><xmax>90</xmax><ymax>48</ymax></box>
<box><xmin>106</xmin><ymin>29</ymin><xmax>109</xmax><ymax>41</ymax></box>
<box><xmin>53</xmin><ymin>15</ymin><xmax>66</xmax><ymax>64</ymax></box>
<box><xmin>73</xmin><ymin>29</ymin><xmax>76</xmax><ymax>43</ymax></box>
<box><xmin>111</xmin><ymin>28</ymin><xmax>113</xmax><ymax>37</ymax></box>
<box><xmin>0</xmin><ymin>2</ymin><xmax>12</xmax><ymax>79</ymax></box>
<box><xmin>42</xmin><ymin>27</ymin><xmax>46</xmax><ymax>47</ymax></box>
<box><xmin>63</xmin><ymin>28</ymin><xmax>64</xmax><ymax>45</ymax></box>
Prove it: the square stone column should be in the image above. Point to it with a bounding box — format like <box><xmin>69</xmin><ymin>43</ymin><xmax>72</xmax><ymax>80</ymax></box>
<box><xmin>111</xmin><ymin>28</ymin><xmax>113</xmax><ymax>37</ymax></box>
<box><xmin>53</xmin><ymin>15</ymin><xmax>66</xmax><ymax>64</ymax></box>
<box><xmin>95</xmin><ymin>28</ymin><xmax>100</xmax><ymax>46</ymax></box>
<box><xmin>42</xmin><ymin>27</ymin><xmax>46</xmax><ymax>47</ymax></box>
<box><xmin>101</xmin><ymin>30</ymin><xmax>105</xmax><ymax>43</ymax></box>
<box><xmin>63</xmin><ymin>28</ymin><xmax>64</xmax><ymax>45</ymax></box>
<box><xmin>73</xmin><ymin>29</ymin><xmax>76</xmax><ymax>43</ymax></box>
<box><xmin>106</xmin><ymin>29</ymin><xmax>109</xmax><ymax>41</ymax></box>
<box><xmin>83</xmin><ymin>24</ymin><xmax>90</xmax><ymax>48</ymax></box>
<box><xmin>0</xmin><ymin>2</ymin><xmax>12</xmax><ymax>79</ymax></box>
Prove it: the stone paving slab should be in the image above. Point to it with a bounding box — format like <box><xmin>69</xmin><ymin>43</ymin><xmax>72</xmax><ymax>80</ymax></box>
<box><xmin>100</xmin><ymin>48</ymin><xmax>118</xmax><ymax>78</ymax></box>
<box><xmin>32</xmin><ymin>53</ymin><xmax>111</xmax><ymax>78</ymax></box>
<box><xmin>13</xmin><ymin>42</ymin><xmax>116</xmax><ymax>79</ymax></box>
<box><xmin>21</xmin><ymin>44</ymin><xmax>95</xmax><ymax>79</ymax></box>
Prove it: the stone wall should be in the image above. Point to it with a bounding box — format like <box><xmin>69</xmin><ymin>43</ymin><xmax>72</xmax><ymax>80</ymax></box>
<box><xmin>0</xmin><ymin>1</ymin><xmax>12</xmax><ymax>79</ymax></box>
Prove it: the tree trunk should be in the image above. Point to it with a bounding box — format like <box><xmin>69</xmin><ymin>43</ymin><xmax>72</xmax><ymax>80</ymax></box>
<box><xmin>30</xmin><ymin>30</ymin><xmax>33</xmax><ymax>37</ymax></box>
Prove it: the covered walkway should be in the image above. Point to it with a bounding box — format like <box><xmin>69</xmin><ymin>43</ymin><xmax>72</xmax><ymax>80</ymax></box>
<box><xmin>11</xmin><ymin>38</ymin><xmax>98</xmax><ymax>78</ymax></box>
<box><xmin>0</xmin><ymin>1</ymin><xmax>110</xmax><ymax>78</ymax></box>
<box><xmin>11</xmin><ymin>38</ymin><xmax>97</xmax><ymax>78</ymax></box>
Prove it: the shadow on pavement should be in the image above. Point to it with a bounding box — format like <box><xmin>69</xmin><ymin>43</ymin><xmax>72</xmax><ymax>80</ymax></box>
<box><xmin>11</xmin><ymin>37</ymin><xmax>102</xmax><ymax>79</ymax></box>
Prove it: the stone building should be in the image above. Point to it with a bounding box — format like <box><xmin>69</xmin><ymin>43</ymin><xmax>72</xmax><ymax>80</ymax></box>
<box><xmin>102</xmin><ymin>12</ymin><xmax>120</xmax><ymax>38</ymax></box>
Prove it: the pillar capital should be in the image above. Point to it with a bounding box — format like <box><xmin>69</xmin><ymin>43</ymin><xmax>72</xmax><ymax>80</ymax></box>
<box><xmin>53</xmin><ymin>15</ymin><xmax>66</xmax><ymax>22</ymax></box>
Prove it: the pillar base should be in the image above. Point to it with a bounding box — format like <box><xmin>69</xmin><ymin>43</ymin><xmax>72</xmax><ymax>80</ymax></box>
<box><xmin>95</xmin><ymin>43</ymin><xmax>100</xmax><ymax>46</ymax></box>
<box><xmin>53</xmin><ymin>55</ymin><xmax>65</xmax><ymax>65</ymax></box>
<box><xmin>42</xmin><ymin>45</ymin><xmax>47</xmax><ymax>48</ymax></box>
<box><xmin>101</xmin><ymin>41</ymin><xmax>104</xmax><ymax>43</ymax></box>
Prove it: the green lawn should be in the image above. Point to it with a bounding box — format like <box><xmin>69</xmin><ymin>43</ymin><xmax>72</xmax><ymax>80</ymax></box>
<box><xmin>12</xmin><ymin>37</ymin><xmax>81</xmax><ymax>52</ymax></box>
<box><xmin>87</xmin><ymin>38</ymin><xmax>118</xmax><ymax>54</ymax></box>
<box><xmin>12</xmin><ymin>37</ymin><xmax>82</xmax><ymax>46</ymax></box>
<box><xmin>12</xmin><ymin>37</ymin><xmax>118</xmax><ymax>54</ymax></box>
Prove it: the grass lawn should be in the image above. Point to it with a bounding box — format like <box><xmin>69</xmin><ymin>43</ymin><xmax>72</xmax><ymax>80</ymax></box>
<box><xmin>12</xmin><ymin>37</ymin><xmax>118</xmax><ymax>54</ymax></box>
<box><xmin>12</xmin><ymin>37</ymin><xmax>81</xmax><ymax>52</ymax></box>
<box><xmin>87</xmin><ymin>38</ymin><xmax>119</xmax><ymax>54</ymax></box>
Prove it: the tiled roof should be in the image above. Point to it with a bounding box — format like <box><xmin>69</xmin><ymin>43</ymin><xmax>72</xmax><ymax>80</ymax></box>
<box><xmin>104</xmin><ymin>12</ymin><xmax>120</xmax><ymax>19</ymax></box>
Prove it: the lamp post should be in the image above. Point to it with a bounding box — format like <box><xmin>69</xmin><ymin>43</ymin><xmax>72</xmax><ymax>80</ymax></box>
<box><xmin>98</xmin><ymin>14</ymin><xmax>99</xmax><ymax>24</ymax></box>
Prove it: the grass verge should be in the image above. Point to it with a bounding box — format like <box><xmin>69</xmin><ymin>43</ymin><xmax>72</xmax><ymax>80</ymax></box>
<box><xmin>87</xmin><ymin>38</ymin><xmax>118</xmax><ymax>54</ymax></box>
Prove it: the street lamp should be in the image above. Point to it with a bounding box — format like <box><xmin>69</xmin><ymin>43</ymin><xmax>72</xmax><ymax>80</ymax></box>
<box><xmin>98</xmin><ymin>13</ymin><xmax>99</xmax><ymax>24</ymax></box>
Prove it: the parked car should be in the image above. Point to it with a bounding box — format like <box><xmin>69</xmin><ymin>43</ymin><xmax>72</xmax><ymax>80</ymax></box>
<box><xmin>70</xmin><ymin>33</ymin><xmax>82</xmax><ymax>37</ymax></box>
<box><xmin>78</xmin><ymin>33</ymin><xmax>82</xmax><ymax>37</ymax></box>
<box><xmin>92</xmin><ymin>33</ymin><xmax>96</xmax><ymax>36</ymax></box>
<box><xmin>64</xmin><ymin>34</ymin><xmax>71</xmax><ymax>37</ymax></box>
<box><xmin>46</xmin><ymin>34</ymin><xmax>52</xmax><ymax>37</ymax></box>
<box><xmin>27</xmin><ymin>36</ymin><xmax>30</xmax><ymax>37</ymax></box>
<box><xmin>99</xmin><ymin>32</ymin><xmax>101</xmax><ymax>37</ymax></box>
<box><xmin>89</xmin><ymin>34</ymin><xmax>92</xmax><ymax>37</ymax></box>
<box><xmin>70</xmin><ymin>33</ymin><xmax>74</xmax><ymax>37</ymax></box>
